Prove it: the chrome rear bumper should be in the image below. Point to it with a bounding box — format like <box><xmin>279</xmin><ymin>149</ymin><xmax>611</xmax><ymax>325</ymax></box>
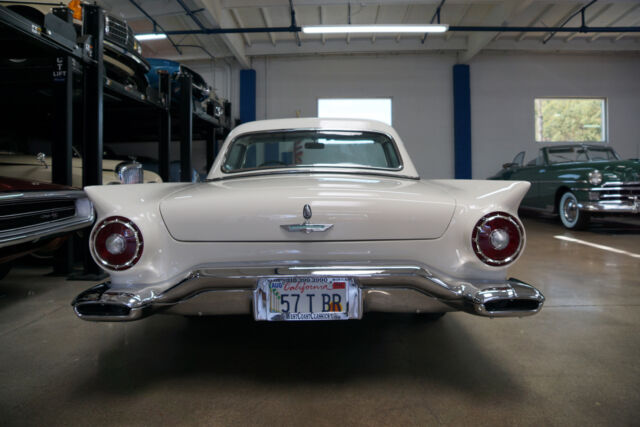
<box><xmin>71</xmin><ymin>266</ymin><xmax>544</xmax><ymax>321</ymax></box>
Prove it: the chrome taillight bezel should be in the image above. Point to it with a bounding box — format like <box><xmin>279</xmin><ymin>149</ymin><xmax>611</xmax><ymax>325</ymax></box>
<box><xmin>91</xmin><ymin>216</ymin><xmax>143</xmax><ymax>271</ymax></box>
<box><xmin>471</xmin><ymin>211</ymin><xmax>524</xmax><ymax>267</ymax></box>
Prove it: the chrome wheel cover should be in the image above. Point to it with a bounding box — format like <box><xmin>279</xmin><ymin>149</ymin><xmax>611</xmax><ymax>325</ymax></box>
<box><xmin>562</xmin><ymin>196</ymin><xmax>578</xmax><ymax>224</ymax></box>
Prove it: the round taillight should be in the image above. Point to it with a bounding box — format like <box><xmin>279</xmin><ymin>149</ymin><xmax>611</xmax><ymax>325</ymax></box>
<box><xmin>471</xmin><ymin>212</ymin><xmax>524</xmax><ymax>267</ymax></box>
<box><xmin>91</xmin><ymin>216</ymin><xmax>143</xmax><ymax>271</ymax></box>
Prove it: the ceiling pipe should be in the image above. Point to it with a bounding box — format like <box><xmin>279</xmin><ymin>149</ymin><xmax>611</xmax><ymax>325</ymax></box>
<box><xmin>543</xmin><ymin>0</ymin><xmax>598</xmax><ymax>44</ymax></box>
<box><xmin>175</xmin><ymin>0</ymin><xmax>207</xmax><ymax>31</ymax></box>
<box><xmin>128</xmin><ymin>0</ymin><xmax>182</xmax><ymax>54</ymax></box>
<box><xmin>449</xmin><ymin>26</ymin><xmax>639</xmax><ymax>33</ymax></box>
<box><xmin>163</xmin><ymin>25</ymin><xmax>640</xmax><ymax>36</ymax></box>
<box><xmin>175</xmin><ymin>44</ymin><xmax>215</xmax><ymax>59</ymax></box>
<box><xmin>289</xmin><ymin>0</ymin><xmax>301</xmax><ymax>46</ymax></box>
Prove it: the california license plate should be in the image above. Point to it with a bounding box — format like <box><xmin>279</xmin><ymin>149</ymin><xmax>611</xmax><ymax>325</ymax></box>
<box><xmin>253</xmin><ymin>277</ymin><xmax>361</xmax><ymax>321</ymax></box>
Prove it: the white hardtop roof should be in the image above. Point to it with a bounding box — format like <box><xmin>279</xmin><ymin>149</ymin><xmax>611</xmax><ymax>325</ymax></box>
<box><xmin>208</xmin><ymin>118</ymin><xmax>419</xmax><ymax>180</ymax></box>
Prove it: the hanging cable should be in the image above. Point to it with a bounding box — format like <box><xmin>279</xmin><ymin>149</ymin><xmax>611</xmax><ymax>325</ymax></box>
<box><xmin>422</xmin><ymin>0</ymin><xmax>446</xmax><ymax>44</ymax></box>
<box><xmin>289</xmin><ymin>0</ymin><xmax>301</xmax><ymax>46</ymax></box>
<box><xmin>543</xmin><ymin>0</ymin><xmax>598</xmax><ymax>44</ymax></box>
<box><xmin>128</xmin><ymin>0</ymin><xmax>182</xmax><ymax>54</ymax></box>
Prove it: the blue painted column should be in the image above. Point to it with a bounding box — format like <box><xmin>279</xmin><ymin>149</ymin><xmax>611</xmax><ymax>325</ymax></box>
<box><xmin>453</xmin><ymin>64</ymin><xmax>472</xmax><ymax>179</ymax></box>
<box><xmin>240</xmin><ymin>69</ymin><xmax>257</xmax><ymax>165</ymax></box>
<box><xmin>240</xmin><ymin>69</ymin><xmax>256</xmax><ymax>123</ymax></box>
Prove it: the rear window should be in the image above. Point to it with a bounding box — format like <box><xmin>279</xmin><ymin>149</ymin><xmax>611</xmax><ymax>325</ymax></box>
<box><xmin>222</xmin><ymin>130</ymin><xmax>402</xmax><ymax>173</ymax></box>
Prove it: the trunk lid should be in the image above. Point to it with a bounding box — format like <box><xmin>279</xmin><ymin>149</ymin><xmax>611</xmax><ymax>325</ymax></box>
<box><xmin>160</xmin><ymin>174</ymin><xmax>455</xmax><ymax>241</ymax></box>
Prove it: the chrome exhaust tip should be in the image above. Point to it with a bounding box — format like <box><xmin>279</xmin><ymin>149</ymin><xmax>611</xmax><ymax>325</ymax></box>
<box><xmin>471</xmin><ymin>279</ymin><xmax>545</xmax><ymax>318</ymax></box>
<box><xmin>71</xmin><ymin>283</ymin><xmax>147</xmax><ymax>321</ymax></box>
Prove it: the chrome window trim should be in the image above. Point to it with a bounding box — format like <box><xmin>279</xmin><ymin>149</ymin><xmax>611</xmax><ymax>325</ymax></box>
<box><xmin>206</xmin><ymin>169</ymin><xmax>421</xmax><ymax>182</ymax></box>
<box><xmin>219</xmin><ymin>128</ymin><xmax>405</xmax><ymax>176</ymax></box>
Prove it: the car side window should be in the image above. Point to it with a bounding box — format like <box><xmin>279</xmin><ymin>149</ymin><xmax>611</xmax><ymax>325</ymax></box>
<box><xmin>536</xmin><ymin>151</ymin><xmax>545</xmax><ymax>166</ymax></box>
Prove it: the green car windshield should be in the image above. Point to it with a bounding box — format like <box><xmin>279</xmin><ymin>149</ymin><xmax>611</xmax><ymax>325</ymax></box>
<box><xmin>546</xmin><ymin>146</ymin><xmax>620</xmax><ymax>164</ymax></box>
<box><xmin>222</xmin><ymin>130</ymin><xmax>402</xmax><ymax>173</ymax></box>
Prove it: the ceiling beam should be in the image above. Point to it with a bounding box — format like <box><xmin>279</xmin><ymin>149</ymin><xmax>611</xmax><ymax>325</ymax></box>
<box><xmin>541</xmin><ymin>3</ymin><xmax>586</xmax><ymax>44</ymax></box>
<box><xmin>230</xmin><ymin>8</ymin><xmax>252</xmax><ymax>46</ymax></box>
<box><xmin>615</xmin><ymin>17</ymin><xmax>640</xmax><ymax>41</ymax></box>
<box><xmin>371</xmin><ymin>4</ymin><xmax>381</xmax><ymax>43</ymax></box>
<box><xmin>221</xmin><ymin>0</ymin><xmax>634</xmax><ymax>7</ymax></box>
<box><xmin>590</xmin><ymin>3</ymin><xmax>640</xmax><ymax>41</ymax></box>
<box><xmin>396</xmin><ymin>5</ymin><xmax>412</xmax><ymax>43</ymax></box>
<box><xmin>446</xmin><ymin>3</ymin><xmax>471</xmax><ymax>41</ymax></box>
<box><xmin>197</xmin><ymin>0</ymin><xmax>251</xmax><ymax>68</ymax></box>
<box><xmin>319</xmin><ymin>5</ymin><xmax>326</xmax><ymax>44</ymax></box>
<box><xmin>244</xmin><ymin>36</ymin><xmax>640</xmax><ymax>57</ymax></box>
<box><xmin>516</xmin><ymin>3</ymin><xmax>553</xmax><ymax>41</ymax></box>
<box><xmin>458</xmin><ymin>0</ymin><xmax>534</xmax><ymax>63</ymax></box>
<box><xmin>259</xmin><ymin>7</ymin><xmax>277</xmax><ymax>46</ymax></box>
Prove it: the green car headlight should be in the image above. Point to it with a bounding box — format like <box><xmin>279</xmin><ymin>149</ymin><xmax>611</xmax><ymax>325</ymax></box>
<box><xmin>588</xmin><ymin>170</ymin><xmax>603</xmax><ymax>186</ymax></box>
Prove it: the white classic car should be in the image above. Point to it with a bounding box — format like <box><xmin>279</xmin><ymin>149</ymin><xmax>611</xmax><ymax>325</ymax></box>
<box><xmin>72</xmin><ymin>118</ymin><xmax>544</xmax><ymax>322</ymax></box>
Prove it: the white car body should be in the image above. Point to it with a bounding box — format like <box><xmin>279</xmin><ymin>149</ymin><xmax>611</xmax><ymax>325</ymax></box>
<box><xmin>73</xmin><ymin>118</ymin><xmax>544</xmax><ymax>322</ymax></box>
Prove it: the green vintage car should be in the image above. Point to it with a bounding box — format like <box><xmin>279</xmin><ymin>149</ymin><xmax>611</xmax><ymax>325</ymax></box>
<box><xmin>489</xmin><ymin>145</ymin><xmax>640</xmax><ymax>229</ymax></box>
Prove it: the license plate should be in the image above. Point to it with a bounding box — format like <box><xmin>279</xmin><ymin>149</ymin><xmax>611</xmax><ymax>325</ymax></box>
<box><xmin>253</xmin><ymin>277</ymin><xmax>361</xmax><ymax>321</ymax></box>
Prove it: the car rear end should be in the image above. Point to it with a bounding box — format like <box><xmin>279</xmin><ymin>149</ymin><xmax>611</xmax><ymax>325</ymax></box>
<box><xmin>72</xmin><ymin>177</ymin><xmax>543</xmax><ymax>322</ymax></box>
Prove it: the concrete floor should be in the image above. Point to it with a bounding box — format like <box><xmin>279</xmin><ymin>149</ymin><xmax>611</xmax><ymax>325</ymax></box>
<box><xmin>1</xmin><ymin>215</ymin><xmax>639</xmax><ymax>426</ymax></box>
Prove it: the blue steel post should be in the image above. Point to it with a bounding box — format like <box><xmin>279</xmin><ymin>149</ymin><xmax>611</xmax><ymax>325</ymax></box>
<box><xmin>453</xmin><ymin>64</ymin><xmax>472</xmax><ymax>179</ymax></box>
<box><xmin>240</xmin><ymin>69</ymin><xmax>256</xmax><ymax>123</ymax></box>
<box><xmin>240</xmin><ymin>69</ymin><xmax>257</xmax><ymax>165</ymax></box>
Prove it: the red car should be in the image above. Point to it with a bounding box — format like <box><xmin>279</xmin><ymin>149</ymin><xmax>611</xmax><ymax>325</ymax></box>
<box><xmin>0</xmin><ymin>177</ymin><xmax>93</xmax><ymax>279</ymax></box>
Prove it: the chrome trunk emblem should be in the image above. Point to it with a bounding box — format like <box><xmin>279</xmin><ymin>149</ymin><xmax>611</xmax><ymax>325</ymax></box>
<box><xmin>303</xmin><ymin>204</ymin><xmax>312</xmax><ymax>220</ymax></box>
<box><xmin>281</xmin><ymin>204</ymin><xmax>333</xmax><ymax>234</ymax></box>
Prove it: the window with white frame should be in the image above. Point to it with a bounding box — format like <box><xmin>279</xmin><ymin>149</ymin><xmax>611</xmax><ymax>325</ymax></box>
<box><xmin>318</xmin><ymin>98</ymin><xmax>392</xmax><ymax>125</ymax></box>
<box><xmin>534</xmin><ymin>98</ymin><xmax>606</xmax><ymax>143</ymax></box>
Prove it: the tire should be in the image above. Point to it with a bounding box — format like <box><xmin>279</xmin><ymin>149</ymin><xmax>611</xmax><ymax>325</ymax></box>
<box><xmin>559</xmin><ymin>191</ymin><xmax>590</xmax><ymax>230</ymax></box>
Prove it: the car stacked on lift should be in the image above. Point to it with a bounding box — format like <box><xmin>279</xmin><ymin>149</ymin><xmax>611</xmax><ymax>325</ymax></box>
<box><xmin>491</xmin><ymin>144</ymin><xmax>640</xmax><ymax>229</ymax></box>
<box><xmin>4</xmin><ymin>0</ymin><xmax>150</xmax><ymax>93</ymax></box>
<box><xmin>146</xmin><ymin>58</ymin><xmax>212</xmax><ymax>103</ymax></box>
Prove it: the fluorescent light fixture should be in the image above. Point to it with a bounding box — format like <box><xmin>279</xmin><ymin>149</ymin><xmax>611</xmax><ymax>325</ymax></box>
<box><xmin>302</xmin><ymin>24</ymin><xmax>448</xmax><ymax>34</ymax></box>
<box><xmin>135</xmin><ymin>33</ymin><xmax>167</xmax><ymax>41</ymax></box>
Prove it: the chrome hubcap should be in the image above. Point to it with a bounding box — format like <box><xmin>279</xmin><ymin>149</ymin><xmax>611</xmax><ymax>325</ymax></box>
<box><xmin>563</xmin><ymin>197</ymin><xmax>578</xmax><ymax>223</ymax></box>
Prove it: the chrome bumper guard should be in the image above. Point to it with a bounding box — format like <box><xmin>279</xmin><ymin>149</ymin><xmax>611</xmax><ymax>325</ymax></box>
<box><xmin>71</xmin><ymin>266</ymin><xmax>545</xmax><ymax>322</ymax></box>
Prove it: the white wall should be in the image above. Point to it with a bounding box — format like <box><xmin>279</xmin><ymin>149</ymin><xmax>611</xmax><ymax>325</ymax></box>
<box><xmin>253</xmin><ymin>54</ymin><xmax>456</xmax><ymax>179</ymax></box>
<box><xmin>472</xmin><ymin>53</ymin><xmax>640</xmax><ymax>179</ymax></box>
<box><xmin>252</xmin><ymin>51</ymin><xmax>640</xmax><ymax>180</ymax></box>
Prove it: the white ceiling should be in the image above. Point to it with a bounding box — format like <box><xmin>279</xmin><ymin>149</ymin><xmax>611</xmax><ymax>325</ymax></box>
<box><xmin>100</xmin><ymin>0</ymin><xmax>640</xmax><ymax>66</ymax></box>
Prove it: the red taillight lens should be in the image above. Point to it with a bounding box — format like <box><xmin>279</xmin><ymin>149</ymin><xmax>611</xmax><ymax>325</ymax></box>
<box><xmin>92</xmin><ymin>216</ymin><xmax>143</xmax><ymax>271</ymax></box>
<box><xmin>472</xmin><ymin>212</ymin><xmax>524</xmax><ymax>267</ymax></box>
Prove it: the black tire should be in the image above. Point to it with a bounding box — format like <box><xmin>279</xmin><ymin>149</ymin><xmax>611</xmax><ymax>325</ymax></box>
<box><xmin>559</xmin><ymin>191</ymin><xmax>590</xmax><ymax>230</ymax></box>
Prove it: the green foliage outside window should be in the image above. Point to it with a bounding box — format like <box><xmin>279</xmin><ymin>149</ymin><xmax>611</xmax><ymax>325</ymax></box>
<box><xmin>535</xmin><ymin>98</ymin><xmax>606</xmax><ymax>143</ymax></box>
